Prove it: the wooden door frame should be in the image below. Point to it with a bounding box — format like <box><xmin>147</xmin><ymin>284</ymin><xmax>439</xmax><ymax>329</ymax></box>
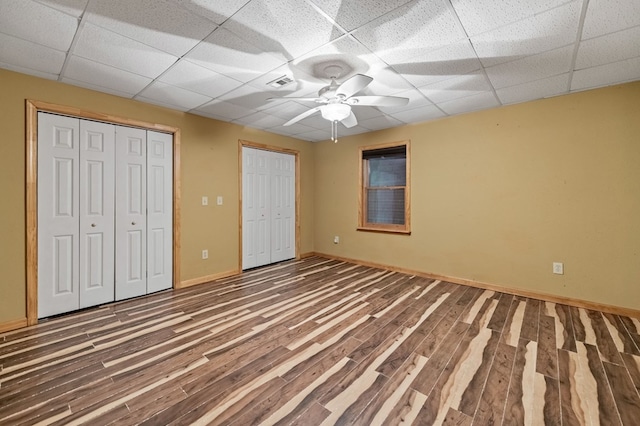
<box><xmin>238</xmin><ymin>140</ymin><xmax>300</xmax><ymax>271</ymax></box>
<box><xmin>26</xmin><ymin>100</ymin><xmax>182</xmax><ymax>326</ymax></box>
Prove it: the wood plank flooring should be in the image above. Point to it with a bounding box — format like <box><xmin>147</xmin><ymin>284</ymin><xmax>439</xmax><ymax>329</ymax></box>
<box><xmin>1</xmin><ymin>256</ymin><xmax>640</xmax><ymax>425</ymax></box>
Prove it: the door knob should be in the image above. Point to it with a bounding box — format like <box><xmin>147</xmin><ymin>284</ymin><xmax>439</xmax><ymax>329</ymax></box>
<box><xmin>91</xmin><ymin>223</ymin><xmax>96</xmax><ymax>227</ymax></box>
<box><xmin>132</xmin><ymin>222</ymin><xmax>136</xmax><ymax>225</ymax></box>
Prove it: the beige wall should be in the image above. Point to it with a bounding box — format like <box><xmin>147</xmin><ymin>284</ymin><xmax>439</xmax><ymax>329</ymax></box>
<box><xmin>1</xmin><ymin>67</ymin><xmax>638</xmax><ymax>326</ymax></box>
<box><xmin>0</xmin><ymin>69</ymin><xmax>315</xmax><ymax>324</ymax></box>
<box><xmin>313</xmin><ymin>82</ymin><xmax>640</xmax><ymax>311</ymax></box>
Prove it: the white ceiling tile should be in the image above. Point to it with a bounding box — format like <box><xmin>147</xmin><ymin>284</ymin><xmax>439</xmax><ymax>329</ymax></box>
<box><xmin>185</xmin><ymin>28</ymin><xmax>284</xmax><ymax>83</ymax></box>
<box><xmin>354</xmin><ymin>0</ymin><xmax>467</xmax><ymax>64</ymax></box>
<box><xmin>268</xmin><ymin>122</ymin><xmax>318</xmax><ymax>136</ymax></box>
<box><xmin>485</xmin><ymin>45</ymin><xmax>574</xmax><ymax>89</ymax></box>
<box><xmin>571</xmin><ymin>56</ymin><xmax>640</xmax><ymax>91</ymax></box>
<box><xmin>496</xmin><ymin>73</ymin><xmax>569</xmax><ymax>104</ymax></box>
<box><xmin>174</xmin><ymin>0</ymin><xmax>251</xmax><ymax>25</ymax></box>
<box><xmin>0</xmin><ymin>32</ymin><xmax>66</xmax><ymax>75</ymax></box>
<box><xmin>137</xmin><ymin>81</ymin><xmax>212</xmax><ymax>111</ymax></box>
<box><xmin>299</xmin><ymin>115</ymin><xmax>337</xmax><ymax>131</ymax></box>
<box><xmin>358</xmin><ymin>115</ymin><xmax>405</xmax><ymax>131</ymax></box>
<box><xmin>337</xmin><ymin>125</ymin><xmax>374</xmax><ymax>137</ymax></box>
<box><xmin>294</xmin><ymin>129</ymin><xmax>330</xmax><ymax>142</ymax></box>
<box><xmin>389</xmin><ymin>105</ymin><xmax>446</xmax><ymax>124</ymax></box>
<box><xmin>0</xmin><ymin>61</ymin><xmax>58</xmax><ymax>80</ymax></box>
<box><xmin>576</xmin><ymin>26</ymin><xmax>640</xmax><ymax>70</ymax></box>
<box><xmin>0</xmin><ymin>0</ymin><xmax>78</xmax><ymax>51</ymax></box>
<box><xmin>218</xmin><ymin>85</ymin><xmax>283</xmax><ymax>111</ymax></box>
<box><xmin>73</xmin><ymin>23</ymin><xmax>178</xmax><ymax>78</ymax></box>
<box><xmin>135</xmin><ymin>96</ymin><xmax>192</xmax><ymax>112</ymax></box>
<box><xmin>159</xmin><ymin>60</ymin><xmax>243</xmax><ymax>98</ymax></box>
<box><xmin>378</xmin><ymin>89</ymin><xmax>434</xmax><ymax>114</ymax></box>
<box><xmin>351</xmin><ymin>106</ymin><xmax>385</xmax><ymax>121</ymax></box>
<box><xmin>451</xmin><ymin>0</ymin><xmax>571</xmax><ymax>35</ymax></box>
<box><xmin>64</xmin><ymin>55</ymin><xmax>152</xmax><ymax>96</ymax></box>
<box><xmin>472</xmin><ymin>1</ymin><xmax>581</xmax><ymax>67</ymax></box>
<box><xmin>582</xmin><ymin>0</ymin><xmax>640</xmax><ymax>40</ymax></box>
<box><xmin>60</xmin><ymin>77</ymin><xmax>136</xmax><ymax>98</ymax></box>
<box><xmin>418</xmin><ymin>71</ymin><xmax>493</xmax><ymax>104</ymax></box>
<box><xmin>262</xmin><ymin>101</ymin><xmax>315</xmax><ymax>119</ymax></box>
<box><xmin>193</xmin><ymin>100</ymin><xmax>255</xmax><ymax>120</ymax></box>
<box><xmin>245</xmin><ymin>63</ymin><xmax>323</xmax><ymax>97</ymax></box>
<box><xmin>233</xmin><ymin>111</ymin><xmax>285</xmax><ymax>129</ymax></box>
<box><xmin>309</xmin><ymin>0</ymin><xmax>413</xmax><ymax>31</ymax></box>
<box><xmin>391</xmin><ymin>40</ymin><xmax>482</xmax><ymax>87</ymax></box>
<box><xmin>85</xmin><ymin>0</ymin><xmax>216</xmax><ymax>56</ymax></box>
<box><xmin>35</xmin><ymin>0</ymin><xmax>88</xmax><ymax>17</ymax></box>
<box><xmin>223</xmin><ymin>0</ymin><xmax>343</xmax><ymax>60</ymax></box>
<box><xmin>293</xmin><ymin>35</ymin><xmax>377</xmax><ymax>79</ymax></box>
<box><xmin>437</xmin><ymin>91</ymin><xmax>500</xmax><ymax>115</ymax></box>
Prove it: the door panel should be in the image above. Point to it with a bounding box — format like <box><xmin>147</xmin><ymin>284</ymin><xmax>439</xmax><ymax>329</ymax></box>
<box><xmin>38</xmin><ymin>113</ymin><xmax>80</xmax><ymax>318</ymax></box>
<box><xmin>146</xmin><ymin>131</ymin><xmax>173</xmax><ymax>293</ymax></box>
<box><xmin>271</xmin><ymin>152</ymin><xmax>295</xmax><ymax>263</ymax></box>
<box><xmin>242</xmin><ymin>147</ymin><xmax>271</xmax><ymax>269</ymax></box>
<box><xmin>79</xmin><ymin>120</ymin><xmax>115</xmax><ymax>308</ymax></box>
<box><xmin>115</xmin><ymin>127</ymin><xmax>147</xmax><ymax>300</ymax></box>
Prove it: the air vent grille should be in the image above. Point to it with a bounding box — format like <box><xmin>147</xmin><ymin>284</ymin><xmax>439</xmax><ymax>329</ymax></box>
<box><xmin>268</xmin><ymin>75</ymin><xmax>294</xmax><ymax>88</ymax></box>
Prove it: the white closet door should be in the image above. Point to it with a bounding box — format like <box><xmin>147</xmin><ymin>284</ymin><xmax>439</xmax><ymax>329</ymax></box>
<box><xmin>79</xmin><ymin>120</ymin><xmax>115</xmax><ymax>308</ymax></box>
<box><xmin>115</xmin><ymin>126</ymin><xmax>147</xmax><ymax>300</ymax></box>
<box><xmin>38</xmin><ymin>113</ymin><xmax>80</xmax><ymax>318</ymax></box>
<box><xmin>271</xmin><ymin>151</ymin><xmax>295</xmax><ymax>263</ymax></box>
<box><xmin>242</xmin><ymin>147</ymin><xmax>271</xmax><ymax>269</ymax></box>
<box><xmin>146</xmin><ymin>131</ymin><xmax>173</xmax><ymax>293</ymax></box>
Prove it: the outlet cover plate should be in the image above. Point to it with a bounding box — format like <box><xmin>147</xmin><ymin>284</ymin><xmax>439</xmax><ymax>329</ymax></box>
<box><xmin>553</xmin><ymin>262</ymin><xmax>563</xmax><ymax>275</ymax></box>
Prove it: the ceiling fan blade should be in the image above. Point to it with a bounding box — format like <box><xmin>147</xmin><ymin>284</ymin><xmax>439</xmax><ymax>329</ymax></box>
<box><xmin>341</xmin><ymin>111</ymin><xmax>358</xmax><ymax>128</ymax></box>
<box><xmin>347</xmin><ymin>95</ymin><xmax>409</xmax><ymax>107</ymax></box>
<box><xmin>267</xmin><ymin>97</ymin><xmax>321</xmax><ymax>103</ymax></box>
<box><xmin>336</xmin><ymin>74</ymin><xmax>373</xmax><ymax>98</ymax></box>
<box><xmin>283</xmin><ymin>107</ymin><xmax>320</xmax><ymax>126</ymax></box>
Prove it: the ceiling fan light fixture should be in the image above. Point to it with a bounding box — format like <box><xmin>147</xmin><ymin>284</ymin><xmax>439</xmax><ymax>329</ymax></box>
<box><xmin>320</xmin><ymin>103</ymin><xmax>351</xmax><ymax>122</ymax></box>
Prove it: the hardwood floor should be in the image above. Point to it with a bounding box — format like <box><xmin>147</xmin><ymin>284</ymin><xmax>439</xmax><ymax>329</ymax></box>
<box><xmin>1</xmin><ymin>256</ymin><xmax>640</xmax><ymax>425</ymax></box>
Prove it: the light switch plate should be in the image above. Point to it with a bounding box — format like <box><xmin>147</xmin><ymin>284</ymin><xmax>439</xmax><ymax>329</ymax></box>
<box><xmin>202</xmin><ymin>196</ymin><xmax>208</xmax><ymax>206</ymax></box>
<box><xmin>217</xmin><ymin>196</ymin><xmax>223</xmax><ymax>205</ymax></box>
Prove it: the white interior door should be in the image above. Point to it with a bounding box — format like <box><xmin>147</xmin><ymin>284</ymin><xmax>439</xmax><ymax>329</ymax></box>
<box><xmin>146</xmin><ymin>131</ymin><xmax>173</xmax><ymax>293</ymax></box>
<box><xmin>115</xmin><ymin>126</ymin><xmax>147</xmax><ymax>300</ymax></box>
<box><xmin>38</xmin><ymin>113</ymin><xmax>80</xmax><ymax>318</ymax></box>
<box><xmin>79</xmin><ymin>120</ymin><xmax>115</xmax><ymax>308</ymax></box>
<box><xmin>271</xmin><ymin>151</ymin><xmax>295</xmax><ymax>263</ymax></box>
<box><xmin>242</xmin><ymin>147</ymin><xmax>295</xmax><ymax>270</ymax></box>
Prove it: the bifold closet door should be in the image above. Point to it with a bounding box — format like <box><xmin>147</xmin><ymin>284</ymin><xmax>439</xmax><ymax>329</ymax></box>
<box><xmin>146</xmin><ymin>131</ymin><xmax>173</xmax><ymax>294</ymax></box>
<box><xmin>115</xmin><ymin>126</ymin><xmax>147</xmax><ymax>301</ymax></box>
<box><xmin>242</xmin><ymin>147</ymin><xmax>295</xmax><ymax>270</ymax></box>
<box><xmin>79</xmin><ymin>119</ymin><xmax>116</xmax><ymax>308</ymax></box>
<box><xmin>38</xmin><ymin>113</ymin><xmax>116</xmax><ymax>318</ymax></box>
<box><xmin>270</xmin><ymin>151</ymin><xmax>295</xmax><ymax>263</ymax></box>
<box><xmin>242</xmin><ymin>147</ymin><xmax>271</xmax><ymax>270</ymax></box>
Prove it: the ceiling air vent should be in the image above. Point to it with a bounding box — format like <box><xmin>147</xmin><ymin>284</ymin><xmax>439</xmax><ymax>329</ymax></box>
<box><xmin>267</xmin><ymin>75</ymin><xmax>294</xmax><ymax>88</ymax></box>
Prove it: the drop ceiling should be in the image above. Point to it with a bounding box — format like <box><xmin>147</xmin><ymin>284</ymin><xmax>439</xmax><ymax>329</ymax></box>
<box><xmin>1</xmin><ymin>0</ymin><xmax>639</xmax><ymax>142</ymax></box>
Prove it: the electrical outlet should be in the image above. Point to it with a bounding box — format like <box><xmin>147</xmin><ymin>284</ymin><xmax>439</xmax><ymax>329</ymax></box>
<box><xmin>333</xmin><ymin>236</ymin><xmax>339</xmax><ymax>244</ymax></box>
<box><xmin>217</xmin><ymin>196</ymin><xmax>223</xmax><ymax>205</ymax></box>
<box><xmin>553</xmin><ymin>262</ymin><xmax>563</xmax><ymax>275</ymax></box>
<box><xmin>202</xmin><ymin>196</ymin><xmax>208</xmax><ymax>206</ymax></box>
<box><xmin>202</xmin><ymin>249</ymin><xmax>208</xmax><ymax>260</ymax></box>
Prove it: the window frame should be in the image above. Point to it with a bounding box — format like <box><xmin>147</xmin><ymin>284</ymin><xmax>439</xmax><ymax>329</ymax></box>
<box><xmin>358</xmin><ymin>140</ymin><xmax>411</xmax><ymax>234</ymax></box>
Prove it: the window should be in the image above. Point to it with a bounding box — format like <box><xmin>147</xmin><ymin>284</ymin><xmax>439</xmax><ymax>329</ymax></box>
<box><xmin>358</xmin><ymin>141</ymin><xmax>410</xmax><ymax>233</ymax></box>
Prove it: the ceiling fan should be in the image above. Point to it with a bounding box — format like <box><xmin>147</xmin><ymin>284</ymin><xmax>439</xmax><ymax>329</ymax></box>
<box><xmin>270</xmin><ymin>65</ymin><xmax>409</xmax><ymax>141</ymax></box>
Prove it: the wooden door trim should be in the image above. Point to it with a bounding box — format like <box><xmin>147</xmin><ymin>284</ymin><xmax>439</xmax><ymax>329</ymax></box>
<box><xmin>238</xmin><ymin>140</ymin><xmax>301</xmax><ymax>272</ymax></box>
<box><xmin>26</xmin><ymin>100</ymin><xmax>182</xmax><ymax>325</ymax></box>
